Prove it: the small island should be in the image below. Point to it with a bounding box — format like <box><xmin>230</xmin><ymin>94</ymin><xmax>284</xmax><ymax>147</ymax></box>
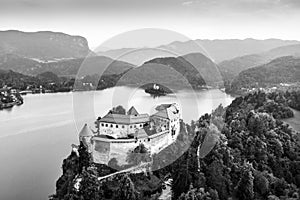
<box><xmin>144</xmin><ymin>83</ymin><xmax>173</xmax><ymax>97</ymax></box>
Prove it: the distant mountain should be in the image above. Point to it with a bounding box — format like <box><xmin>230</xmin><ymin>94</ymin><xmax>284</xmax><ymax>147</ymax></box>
<box><xmin>117</xmin><ymin>53</ymin><xmax>222</xmax><ymax>90</ymax></box>
<box><xmin>98</xmin><ymin>39</ymin><xmax>300</xmax><ymax>65</ymax></box>
<box><xmin>228</xmin><ymin>56</ymin><xmax>300</xmax><ymax>93</ymax></box>
<box><xmin>0</xmin><ymin>30</ymin><xmax>93</xmax><ymax>60</ymax></box>
<box><xmin>162</xmin><ymin>39</ymin><xmax>300</xmax><ymax>63</ymax></box>
<box><xmin>97</xmin><ymin>48</ymin><xmax>175</xmax><ymax>66</ymax></box>
<box><xmin>219</xmin><ymin>44</ymin><xmax>300</xmax><ymax>82</ymax></box>
<box><xmin>0</xmin><ymin>54</ymin><xmax>134</xmax><ymax>77</ymax></box>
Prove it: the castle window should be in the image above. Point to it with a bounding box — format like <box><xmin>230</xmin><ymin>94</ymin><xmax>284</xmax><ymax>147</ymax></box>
<box><xmin>130</xmin><ymin>125</ymin><xmax>132</xmax><ymax>128</ymax></box>
<box><xmin>122</xmin><ymin>125</ymin><xmax>125</xmax><ymax>128</ymax></box>
<box><xmin>105</xmin><ymin>124</ymin><xmax>108</xmax><ymax>127</ymax></box>
<box><xmin>116</xmin><ymin>125</ymin><xmax>118</xmax><ymax>128</ymax></box>
<box><xmin>140</xmin><ymin>124</ymin><xmax>142</xmax><ymax>127</ymax></box>
<box><xmin>134</xmin><ymin>125</ymin><xmax>136</xmax><ymax>128</ymax></box>
<box><xmin>101</xmin><ymin>123</ymin><xmax>104</xmax><ymax>127</ymax></box>
<box><xmin>110</xmin><ymin>124</ymin><xmax>113</xmax><ymax>128</ymax></box>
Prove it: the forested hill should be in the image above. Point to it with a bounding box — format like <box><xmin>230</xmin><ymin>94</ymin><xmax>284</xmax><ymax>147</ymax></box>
<box><xmin>0</xmin><ymin>54</ymin><xmax>134</xmax><ymax>77</ymax></box>
<box><xmin>228</xmin><ymin>56</ymin><xmax>300</xmax><ymax>94</ymax></box>
<box><xmin>117</xmin><ymin>53</ymin><xmax>222</xmax><ymax>90</ymax></box>
<box><xmin>219</xmin><ymin>44</ymin><xmax>300</xmax><ymax>84</ymax></box>
<box><xmin>0</xmin><ymin>69</ymin><xmax>74</xmax><ymax>91</ymax></box>
<box><xmin>50</xmin><ymin>91</ymin><xmax>300</xmax><ymax>200</ymax></box>
<box><xmin>174</xmin><ymin>91</ymin><xmax>300</xmax><ymax>200</ymax></box>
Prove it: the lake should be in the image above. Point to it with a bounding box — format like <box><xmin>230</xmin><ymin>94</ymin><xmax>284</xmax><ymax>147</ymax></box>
<box><xmin>0</xmin><ymin>86</ymin><xmax>234</xmax><ymax>200</ymax></box>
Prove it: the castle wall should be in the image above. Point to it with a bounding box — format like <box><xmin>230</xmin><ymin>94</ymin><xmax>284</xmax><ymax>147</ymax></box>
<box><xmin>91</xmin><ymin>130</ymin><xmax>172</xmax><ymax>165</ymax></box>
<box><xmin>92</xmin><ymin>140</ymin><xmax>111</xmax><ymax>164</ymax></box>
<box><xmin>99</xmin><ymin>122</ymin><xmax>146</xmax><ymax>138</ymax></box>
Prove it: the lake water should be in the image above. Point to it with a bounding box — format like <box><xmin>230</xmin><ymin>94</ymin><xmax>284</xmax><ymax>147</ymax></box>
<box><xmin>0</xmin><ymin>87</ymin><xmax>234</xmax><ymax>200</ymax></box>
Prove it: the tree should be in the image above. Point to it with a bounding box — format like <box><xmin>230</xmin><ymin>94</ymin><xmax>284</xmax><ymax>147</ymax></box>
<box><xmin>254</xmin><ymin>171</ymin><xmax>269</xmax><ymax>197</ymax></box>
<box><xmin>171</xmin><ymin>155</ymin><xmax>192</xmax><ymax>200</ymax></box>
<box><xmin>114</xmin><ymin>175</ymin><xmax>138</xmax><ymax>200</ymax></box>
<box><xmin>78</xmin><ymin>142</ymin><xmax>92</xmax><ymax>173</ymax></box>
<box><xmin>111</xmin><ymin>105</ymin><xmax>126</xmax><ymax>114</ymax></box>
<box><xmin>234</xmin><ymin>163</ymin><xmax>254</xmax><ymax>200</ymax></box>
<box><xmin>179</xmin><ymin>187</ymin><xmax>219</xmax><ymax>200</ymax></box>
<box><xmin>126</xmin><ymin>143</ymin><xmax>151</xmax><ymax>166</ymax></box>
<box><xmin>79</xmin><ymin>168</ymin><xmax>103</xmax><ymax>200</ymax></box>
<box><xmin>108</xmin><ymin>158</ymin><xmax>121</xmax><ymax>171</ymax></box>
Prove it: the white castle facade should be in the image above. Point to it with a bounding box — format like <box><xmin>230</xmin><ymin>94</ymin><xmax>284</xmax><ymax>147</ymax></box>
<box><xmin>79</xmin><ymin>103</ymin><xmax>181</xmax><ymax>165</ymax></box>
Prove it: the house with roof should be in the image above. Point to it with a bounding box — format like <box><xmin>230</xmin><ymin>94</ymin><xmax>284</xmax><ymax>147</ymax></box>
<box><xmin>79</xmin><ymin>103</ymin><xmax>181</xmax><ymax>165</ymax></box>
<box><xmin>97</xmin><ymin>106</ymin><xmax>150</xmax><ymax>139</ymax></box>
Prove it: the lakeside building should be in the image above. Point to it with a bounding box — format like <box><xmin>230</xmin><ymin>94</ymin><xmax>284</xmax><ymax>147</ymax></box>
<box><xmin>78</xmin><ymin>103</ymin><xmax>181</xmax><ymax>165</ymax></box>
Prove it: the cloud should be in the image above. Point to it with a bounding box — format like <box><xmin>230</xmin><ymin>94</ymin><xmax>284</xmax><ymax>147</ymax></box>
<box><xmin>182</xmin><ymin>1</ymin><xmax>193</xmax><ymax>6</ymax></box>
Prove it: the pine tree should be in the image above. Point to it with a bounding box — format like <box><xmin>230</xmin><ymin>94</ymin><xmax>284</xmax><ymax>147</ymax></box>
<box><xmin>78</xmin><ymin>142</ymin><xmax>92</xmax><ymax>173</ymax></box>
<box><xmin>114</xmin><ymin>175</ymin><xmax>138</xmax><ymax>200</ymax></box>
<box><xmin>235</xmin><ymin>163</ymin><xmax>254</xmax><ymax>200</ymax></box>
<box><xmin>79</xmin><ymin>168</ymin><xmax>103</xmax><ymax>200</ymax></box>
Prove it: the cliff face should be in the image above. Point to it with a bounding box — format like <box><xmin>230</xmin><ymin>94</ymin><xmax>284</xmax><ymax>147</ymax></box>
<box><xmin>50</xmin><ymin>143</ymin><xmax>163</xmax><ymax>200</ymax></box>
<box><xmin>0</xmin><ymin>30</ymin><xmax>92</xmax><ymax>60</ymax></box>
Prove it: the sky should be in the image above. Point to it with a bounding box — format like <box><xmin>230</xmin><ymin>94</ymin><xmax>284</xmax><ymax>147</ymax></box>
<box><xmin>1</xmin><ymin>0</ymin><xmax>300</xmax><ymax>49</ymax></box>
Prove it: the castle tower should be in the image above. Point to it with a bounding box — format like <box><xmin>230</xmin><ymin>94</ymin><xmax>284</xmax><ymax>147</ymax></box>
<box><xmin>79</xmin><ymin>124</ymin><xmax>93</xmax><ymax>152</ymax></box>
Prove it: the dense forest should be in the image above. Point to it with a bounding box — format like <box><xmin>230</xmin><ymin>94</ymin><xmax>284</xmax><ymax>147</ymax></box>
<box><xmin>50</xmin><ymin>91</ymin><xmax>300</xmax><ymax>200</ymax></box>
<box><xmin>227</xmin><ymin>56</ymin><xmax>300</xmax><ymax>94</ymax></box>
<box><xmin>0</xmin><ymin>69</ymin><xmax>74</xmax><ymax>92</ymax></box>
<box><xmin>0</xmin><ymin>68</ymin><xmax>127</xmax><ymax>92</ymax></box>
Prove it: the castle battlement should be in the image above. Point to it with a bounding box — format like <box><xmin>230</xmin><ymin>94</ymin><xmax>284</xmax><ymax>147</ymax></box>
<box><xmin>79</xmin><ymin>103</ymin><xmax>181</xmax><ymax>166</ymax></box>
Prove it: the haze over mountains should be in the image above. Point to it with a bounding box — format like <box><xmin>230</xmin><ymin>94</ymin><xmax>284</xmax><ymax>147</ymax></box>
<box><xmin>219</xmin><ymin>44</ymin><xmax>300</xmax><ymax>82</ymax></box>
<box><xmin>0</xmin><ymin>30</ymin><xmax>93</xmax><ymax>60</ymax></box>
<box><xmin>0</xmin><ymin>31</ymin><xmax>137</xmax><ymax>77</ymax></box>
<box><xmin>228</xmin><ymin>56</ymin><xmax>300</xmax><ymax>93</ymax></box>
<box><xmin>0</xmin><ymin>54</ymin><xmax>134</xmax><ymax>77</ymax></box>
<box><xmin>97</xmin><ymin>38</ymin><xmax>300</xmax><ymax>65</ymax></box>
<box><xmin>1</xmin><ymin>30</ymin><xmax>300</xmax><ymax>91</ymax></box>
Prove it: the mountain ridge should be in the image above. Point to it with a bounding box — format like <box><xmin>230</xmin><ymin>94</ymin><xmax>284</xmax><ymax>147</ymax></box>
<box><xmin>0</xmin><ymin>30</ymin><xmax>94</xmax><ymax>60</ymax></box>
<box><xmin>118</xmin><ymin>52</ymin><xmax>222</xmax><ymax>89</ymax></box>
<box><xmin>228</xmin><ymin>56</ymin><xmax>300</xmax><ymax>93</ymax></box>
<box><xmin>97</xmin><ymin>38</ymin><xmax>300</xmax><ymax>65</ymax></box>
<box><xmin>0</xmin><ymin>54</ymin><xmax>135</xmax><ymax>77</ymax></box>
<box><xmin>219</xmin><ymin>44</ymin><xmax>300</xmax><ymax>83</ymax></box>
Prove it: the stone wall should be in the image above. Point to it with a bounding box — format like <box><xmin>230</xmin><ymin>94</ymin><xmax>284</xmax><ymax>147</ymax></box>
<box><xmin>91</xmin><ymin>130</ymin><xmax>172</xmax><ymax>165</ymax></box>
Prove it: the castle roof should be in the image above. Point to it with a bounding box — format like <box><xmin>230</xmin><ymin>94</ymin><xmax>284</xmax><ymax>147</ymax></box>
<box><xmin>155</xmin><ymin>104</ymin><xmax>172</xmax><ymax>111</ymax></box>
<box><xmin>152</xmin><ymin>109</ymin><xmax>169</xmax><ymax>119</ymax></box>
<box><xmin>99</xmin><ymin>113</ymin><xmax>149</xmax><ymax>124</ymax></box>
<box><xmin>135</xmin><ymin>128</ymin><xmax>148</xmax><ymax>139</ymax></box>
<box><xmin>152</xmin><ymin>104</ymin><xmax>178</xmax><ymax>120</ymax></box>
<box><xmin>79</xmin><ymin>124</ymin><xmax>93</xmax><ymax>137</ymax></box>
<box><xmin>127</xmin><ymin>106</ymin><xmax>139</xmax><ymax>115</ymax></box>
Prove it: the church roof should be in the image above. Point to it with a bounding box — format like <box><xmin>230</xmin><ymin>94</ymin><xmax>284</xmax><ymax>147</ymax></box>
<box><xmin>99</xmin><ymin>113</ymin><xmax>149</xmax><ymax>124</ymax></box>
<box><xmin>127</xmin><ymin>106</ymin><xmax>139</xmax><ymax>115</ymax></box>
<box><xmin>79</xmin><ymin>124</ymin><xmax>93</xmax><ymax>137</ymax></box>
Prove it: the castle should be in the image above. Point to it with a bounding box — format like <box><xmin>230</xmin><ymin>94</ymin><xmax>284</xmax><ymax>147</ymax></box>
<box><xmin>78</xmin><ymin>103</ymin><xmax>181</xmax><ymax>165</ymax></box>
